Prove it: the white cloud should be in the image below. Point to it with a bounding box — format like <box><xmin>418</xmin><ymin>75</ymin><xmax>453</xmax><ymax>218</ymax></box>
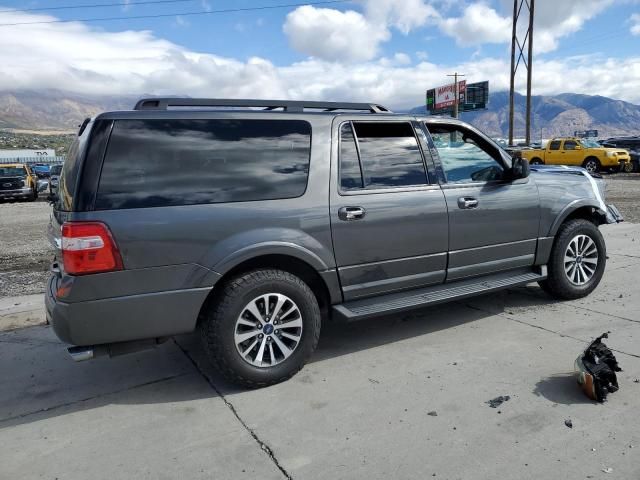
<box><xmin>283</xmin><ymin>1</ymin><xmax>438</xmax><ymax>62</ymax></box>
<box><xmin>1</xmin><ymin>9</ymin><xmax>640</xmax><ymax>107</ymax></box>
<box><xmin>530</xmin><ymin>0</ymin><xmax>614</xmax><ymax>53</ymax></box>
<box><xmin>442</xmin><ymin>0</ymin><xmax>615</xmax><ymax>54</ymax></box>
<box><xmin>359</xmin><ymin>0</ymin><xmax>439</xmax><ymax>34</ymax></box>
<box><xmin>283</xmin><ymin>6</ymin><xmax>390</xmax><ymax>62</ymax></box>
<box><xmin>631</xmin><ymin>13</ymin><xmax>640</xmax><ymax>35</ymax></box>
<box><xmin>174</xmin><ymin>15</ymin><xmax>189</xmax><ymax>28</ymax></box>
<box><xmin>439</xmin><ymin>3</ymin><xmax>511</xmax><ymax>46</ymax></box>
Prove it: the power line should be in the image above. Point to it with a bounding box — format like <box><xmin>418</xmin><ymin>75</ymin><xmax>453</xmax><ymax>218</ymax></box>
<box><xmin>0</xmin><ymin>0</ymin><xmax>349</xmax><ymax>27</ymax></box>
<box><xmin>0</xmin><ymin>0</ymin><xmax>196</xmax><ymax>14</ymax></box>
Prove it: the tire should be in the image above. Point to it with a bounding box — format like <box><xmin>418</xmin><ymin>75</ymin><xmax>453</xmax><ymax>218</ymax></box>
<box><xmin>200</xmin><ymin>269</ymin><xmax>321</xmax><ymax>388</ymax></box>
<box><xmin>538</xmin><ymin>219</ymin><xmax>606</xmax><ymax>300</ymax></box>
<box><xmin>529</xmin><ymin>158</ymin><xmax>544</xmax><ymax>165</ymax></box>
<box><xmin>623</xmin><ymin>162</ymin><xmax>634</xmax><ymax>173</ymax></box>
<box><xmin>582</xmin><ymin>157</ymin><xmax>600</xmax><ymax>173</ymax></box>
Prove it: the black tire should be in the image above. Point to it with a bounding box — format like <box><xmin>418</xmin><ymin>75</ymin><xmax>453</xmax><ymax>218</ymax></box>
<box><xmin>529</xmin><ymin>158</ymin><xmax>544</xmax><ymax>165</ymax></box>
<box><xmin>582</xmin><ymin>157</ymin><xmax>600</xmax><ymax>173</ymax></box>
<box><xmin>538</xmin><ymin>219</ymin><xmax>606</xmax><ymax>300</ymax></box>
<box><xmin>200</xmin><ymin>269</ymin><xmax>321</xmax><ymax>388</ymax></box>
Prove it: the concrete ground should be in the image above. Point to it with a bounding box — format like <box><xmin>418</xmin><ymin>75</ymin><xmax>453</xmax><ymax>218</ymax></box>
<box><xmin>1</xmin><ymin>224</ymin><xmax>639</xmax><ymax>480</ymax></box>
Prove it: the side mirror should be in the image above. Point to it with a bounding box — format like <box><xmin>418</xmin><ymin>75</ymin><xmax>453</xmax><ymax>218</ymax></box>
<box><xmin>510</xmin><ymin>157</ymin><xmax>530</xmax><ymax>180</ymax></box>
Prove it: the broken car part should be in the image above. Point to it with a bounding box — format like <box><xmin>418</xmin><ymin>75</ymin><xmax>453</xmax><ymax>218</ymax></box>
<box><xmin>575</xmin><ymin>332</ymin><xmax>621</xmax><ymax>402</ymax></box>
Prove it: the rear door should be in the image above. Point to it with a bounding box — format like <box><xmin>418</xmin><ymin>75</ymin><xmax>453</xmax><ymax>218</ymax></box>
<box><xmin>545</xmin><ymin>140</ymin><xmax>562</xmax><ymax>165</ymax></box>
<box><xmin>425</xmin><ymin>120</ymin><xmax>540</xmax><ymax>281</ymax></box>
<box><xmin>330</xmin><ymin>119</ymin><xmax>448</xmax><ymax>300</ymax></box>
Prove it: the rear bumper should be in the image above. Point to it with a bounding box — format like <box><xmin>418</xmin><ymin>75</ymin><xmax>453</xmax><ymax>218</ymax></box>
<box><xmin>45</xmin><ymin>274</ymin><xmax>211</xmax><ymax>346</ymax></box>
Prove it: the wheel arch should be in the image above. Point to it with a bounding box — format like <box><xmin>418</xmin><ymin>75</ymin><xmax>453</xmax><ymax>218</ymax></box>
<box><xmin>197</xmin><ymin>252</ymin><xmax>341</xmax><ymax>328</ymax></box>
<box><xmin>548</xmin><ymin>201</ymin><xmax>606</xmax><ymax>237</ymax></box>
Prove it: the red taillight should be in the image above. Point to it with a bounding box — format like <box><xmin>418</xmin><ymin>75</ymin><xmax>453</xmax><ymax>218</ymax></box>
<box><xmin>61</xmin><ymin>222</ymin><xmax>123</xmax><ymax>275</ymax></box>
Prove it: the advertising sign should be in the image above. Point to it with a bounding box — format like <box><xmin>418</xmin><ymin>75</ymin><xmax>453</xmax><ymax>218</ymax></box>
<box><xmin>434</xmin><ymin>80</ymin><xmax>466</xmax><ymax>109</ymax></box>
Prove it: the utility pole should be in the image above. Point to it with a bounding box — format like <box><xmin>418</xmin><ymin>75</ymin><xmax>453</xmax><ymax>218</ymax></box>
<box><xmin>447</xmin><ymin>72</ymin><xmax>465</xmax><ymax>118</ymax></box>
<box><xmin>508</xmin><ymin>0</ymin><xmax>535</xmax><ymax>145</ymax></box>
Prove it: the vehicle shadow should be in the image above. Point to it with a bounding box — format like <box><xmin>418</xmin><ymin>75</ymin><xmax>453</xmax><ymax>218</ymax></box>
<box><xmin>0</xmin><ymin>284</ymin><xmax>563</xmax><ymax>430</ymax></box>
<box><xmin>312</xmin><ymin>284</ymin><xmax>559</xmax><ymax>363</ymax></box>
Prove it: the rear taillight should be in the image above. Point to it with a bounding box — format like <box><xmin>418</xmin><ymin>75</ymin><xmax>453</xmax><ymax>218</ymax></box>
<box><xmin>61</xmin><ymin>222</ymin><xmax>123</xmax><ymax>275</ymax></box>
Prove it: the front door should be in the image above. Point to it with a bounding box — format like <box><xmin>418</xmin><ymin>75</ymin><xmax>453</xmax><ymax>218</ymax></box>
<box><xmin>425</xmin><ymin>121</ymin><xmax>540</xmax><ymax>281</ymax></box>
<box><xmin>330</xmin><ymin>119</ymin><xmax>449</xmax><ymax>300</ymax></box>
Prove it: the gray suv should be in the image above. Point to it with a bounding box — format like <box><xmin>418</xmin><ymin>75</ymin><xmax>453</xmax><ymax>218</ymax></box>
<box><xmin>46</xmin><ymin>98</ymin><xmax>623</xmax><ymax>387</ymax></box>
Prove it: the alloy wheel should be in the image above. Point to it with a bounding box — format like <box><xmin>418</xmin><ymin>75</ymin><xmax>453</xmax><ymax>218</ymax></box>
<box><xmin>234</xmin><ymin>293</ymin><xmax>303</xmax><ymax>367</ymax></box>
<box><xmin>564</xmin><ymin>234</ymin><xmax>599</xmax><ymax>286</ymax></box>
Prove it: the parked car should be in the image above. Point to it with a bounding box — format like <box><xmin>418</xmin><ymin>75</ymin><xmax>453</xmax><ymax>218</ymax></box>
<box><xmin>520</xmin><ymin>137</ymin><xmax>632</xmax><ymax>173</ymax></box>
<box><xmin>0</xmin><ymin>163</ymin><xmax>38</xmax><ymax>201</ymax></box>
<box><xmin>30</xmin><ymin>163</ymin><xmax>51</xmax><ymax>178</ymax></box>
<box><xmin>48</xmin><ymin>163</ymin><xmax>63</xmax><ymax>197</ymax></box>
<box><xmin>600</xmin><ymin>136</ymin><xmax>640</xmax><ymax>172</ymax></box>
<box><xmin>46</xmin><ymin>98</ymin><xmax>623</xmax><ymax>387</ymax></box>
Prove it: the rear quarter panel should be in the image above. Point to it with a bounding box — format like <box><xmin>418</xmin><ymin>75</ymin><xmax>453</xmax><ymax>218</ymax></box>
<box><xmin>68</xmin><ymin>114</ymin><xmax>336</xmax><ymax>295</ymax></box>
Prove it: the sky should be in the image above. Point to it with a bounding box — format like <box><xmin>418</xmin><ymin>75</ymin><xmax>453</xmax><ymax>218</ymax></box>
<box><xmin>0</xmin><ymin>0</ymin><xmax>639</xmax><ymax>109</ymax></box>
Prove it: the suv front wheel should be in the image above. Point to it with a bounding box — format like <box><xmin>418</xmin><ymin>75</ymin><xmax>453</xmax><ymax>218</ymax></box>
<box><xmin>201</xmin><ymin>269</ymin><xmax>321</xmax><ymax>388</ymax></box>
<box><xmin>539</xmin><ymin>219</ymin><xmax>606</xmax><ymax>299</ymax></box>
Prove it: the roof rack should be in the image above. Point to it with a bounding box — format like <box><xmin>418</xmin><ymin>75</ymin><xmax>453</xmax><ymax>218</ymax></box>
<box><xmin>133</xmin><ymin>98</ymin><xmax>392</xmax><ymax>114</ymax></box>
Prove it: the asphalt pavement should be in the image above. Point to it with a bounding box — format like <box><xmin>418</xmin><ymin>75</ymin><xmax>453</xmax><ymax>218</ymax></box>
<box><xmin>1</xmin><ymin>223</ymin><xmax>639</xmax><ymax>479</ymax></box>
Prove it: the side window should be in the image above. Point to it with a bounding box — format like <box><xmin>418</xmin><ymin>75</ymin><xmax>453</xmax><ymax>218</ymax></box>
<box><xmin>339</xmin><ymin>123</ymin><xmax>363</xmax><ymax>190</ymax></box>
<box><xmin>549</xmin><ymin>140</ymin><xmax>561</xmax><ymax>150</ymax></box>
<box><xmin>564</xmin><ymin>140</ymin><xmax>578</xmax><ymax>150</ymax></box>
<box><xmin>352</xmin><ymin>122</ymin><xmax>427</xmax><ymax>189</ymax></box>
<box><xmin>428</xmin><ymin>126</ymin><xmax>504</xmax><ymax>184</ymax></box>
<box><xmin>96</xmin><ymin>119</ymin><xmax>311</xmax><ymax>210</ymax></box>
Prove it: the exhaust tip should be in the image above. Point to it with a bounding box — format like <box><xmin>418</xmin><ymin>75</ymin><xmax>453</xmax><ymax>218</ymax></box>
<box><xmin>67</xmin><ymin>346</ymin><xmax>94</xmax><ymax>362</ymax></box>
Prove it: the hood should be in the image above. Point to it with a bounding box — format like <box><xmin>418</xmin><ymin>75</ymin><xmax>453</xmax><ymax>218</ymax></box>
<box><xmin>530</xmin><ymin>164</ymin><xmax>607</xmax><ymax>209</ymax></box>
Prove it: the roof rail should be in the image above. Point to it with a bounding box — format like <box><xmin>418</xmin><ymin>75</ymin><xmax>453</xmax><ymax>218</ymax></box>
<box><xmin>133</xmin><ymin>98</ymin><xmax>392</xmax><ymax>114</ymax></box>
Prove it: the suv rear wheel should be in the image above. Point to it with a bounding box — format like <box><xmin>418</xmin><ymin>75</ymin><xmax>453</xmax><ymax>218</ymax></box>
<box><xmin>200</xmin><ymin>269</ymin><xmax>321</xmax><ymax>388</ymax></box>
<box><xmin>539</xmin><ymin>219</ymin><xmax>606</xmax><ymax>299</ymax></box>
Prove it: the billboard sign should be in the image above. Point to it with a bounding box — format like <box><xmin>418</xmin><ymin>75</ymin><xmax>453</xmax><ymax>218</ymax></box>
<box><xmin>426</xmin><ymin>81</ymin><xmax>488</xmax><ymax>115</ymax></box>
<box><xmin>434</xmin><ymin>80</ymin><xmax>466</xmax><ymax>109</ymax></box>
<box><xmin>574</xmin><ymin>129</ymin><xmax>598</xmax><ymax>138</ymax></box>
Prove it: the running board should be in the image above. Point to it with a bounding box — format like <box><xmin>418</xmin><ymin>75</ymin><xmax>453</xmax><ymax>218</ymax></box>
<box><xmin>333</xmin><ymin>267</ymin><xmax>546</xmax><ymax>321</ymax></box>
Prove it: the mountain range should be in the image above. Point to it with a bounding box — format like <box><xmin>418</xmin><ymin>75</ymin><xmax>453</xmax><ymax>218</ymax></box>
<box><xmin>0</xmin><ymin>89</ymin><xmax>638</xmax><ymax>139</ymax></box>
<box><xmin>410</xmin><ymin>91</ymin><xmax>640</xmax><ymax>139</ymax></box>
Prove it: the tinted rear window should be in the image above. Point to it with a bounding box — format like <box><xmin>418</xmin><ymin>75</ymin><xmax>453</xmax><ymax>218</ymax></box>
<box><xmin>56</xmin><ymin>120</ymin><xmax>93</xmax><ymax>211</ymax></box>
<box><xmin>95</xmin><ymin>119</ymin><xmax>311</xmax><ymax>210</ymax></box>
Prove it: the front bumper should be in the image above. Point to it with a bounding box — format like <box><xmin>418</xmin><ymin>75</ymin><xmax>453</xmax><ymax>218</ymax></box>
<box><xmin>45</xmin><ymin>274</ymin><xmax>211</xmax><ymax>346</ymax></box>
<box><xmin>605</xmin><ymin>204</ymin><xmax>624</xmax><ymax>224</ymax></box>
<box><xmin>0</xmin><ymin>188</ymin><xmax>32</xmax><ymax>198</ymax></box>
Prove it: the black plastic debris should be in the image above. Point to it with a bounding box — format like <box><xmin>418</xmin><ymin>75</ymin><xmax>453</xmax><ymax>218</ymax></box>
<box><xmin>575</xmin><ymin>332</ymin><xmax>622</xmax><ymax>402</ymax></box>
<box><xmin>486</xmin><ymin>395</ymin><xmax>510</xmax><ymax>408</ymax></box>
<box><xmin>564</xmin><ymin>419</ymin><xmax>573</xmax><ymax>428</ymax></box>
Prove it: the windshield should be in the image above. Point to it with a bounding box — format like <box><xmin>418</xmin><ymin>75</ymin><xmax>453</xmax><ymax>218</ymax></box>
<box><xmin>581</xmin><ymin>140</ymin><xmax>601</xmax><ymax>148</ymax></box>
<box><xmin>50</xmin><ymin>164</ymin><xmax>62</xmax><ymax>175</ymax></box>
<box><xmin>0</xmin><ymin>166</ymin><xmax>27</xmax><ymax>177</ymax></box>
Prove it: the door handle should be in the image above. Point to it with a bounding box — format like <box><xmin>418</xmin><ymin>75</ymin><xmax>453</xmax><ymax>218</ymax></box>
<box><xmin>338</xmin><ymin>206</ymin><xmax>366</xmax><ymax>221</ymax></box>
<box><xmin>457</xmin><ymin>197</ymin><xmax>479</xmax><ymax>209</ymax></box>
